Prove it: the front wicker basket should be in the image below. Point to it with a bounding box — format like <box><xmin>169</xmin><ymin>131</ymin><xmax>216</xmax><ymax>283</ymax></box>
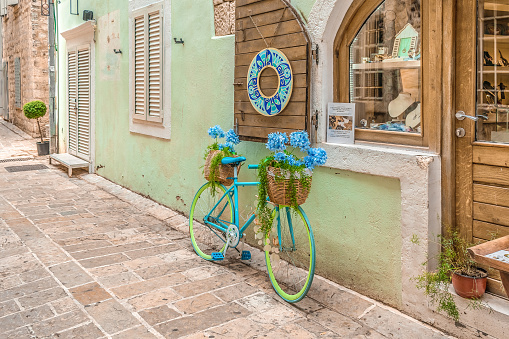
<box><xmin>204</xmin><ymin>150</ymin><xmax>240</xmax><ymax>186</ymax></box>
<box><xmin>267</xmin><ymin>167</ymin><xmax>311</xmax><ymax>206</ymax></box>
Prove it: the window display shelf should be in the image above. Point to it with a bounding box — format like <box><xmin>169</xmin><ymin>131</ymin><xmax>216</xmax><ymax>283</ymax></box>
<box><xmin>352</xmin><ymin>60</ymin><xmax>420</xmax><ymax>70</ymax></box>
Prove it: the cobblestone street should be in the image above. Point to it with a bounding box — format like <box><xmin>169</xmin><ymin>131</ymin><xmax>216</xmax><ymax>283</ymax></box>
<box><xmin>0</xmin><ymin>122</ymin><xmax>452</xmax><ymax>338</ymax></box>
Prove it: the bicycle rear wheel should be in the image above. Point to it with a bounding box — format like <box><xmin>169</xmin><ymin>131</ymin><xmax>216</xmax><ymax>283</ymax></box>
<box><xmin>189</xmin><ymin>182</ymin><xmax>233</xmax><ymax>260</ymax></box>
<box><xmin>265</xmin><ymin>205</ymin><xmax>315</xmax><ymax>302</ymax></box>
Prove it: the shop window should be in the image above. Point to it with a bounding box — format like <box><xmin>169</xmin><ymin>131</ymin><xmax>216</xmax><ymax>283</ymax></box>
<box><xmin>213</xmin><ymin>0</ymin><xmax>235</xmax><ymax>36</ymax></box>
<box><xmin>334</xmin><ymin>0</ymin><xmax>428</xmax><ymax>146</ymax></box>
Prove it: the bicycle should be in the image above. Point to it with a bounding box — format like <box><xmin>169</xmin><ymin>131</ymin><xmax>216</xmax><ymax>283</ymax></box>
<box><xmin>189</xmin><ymin>156</ymin><xmax>315</xmax><ymax>302</ymax></box>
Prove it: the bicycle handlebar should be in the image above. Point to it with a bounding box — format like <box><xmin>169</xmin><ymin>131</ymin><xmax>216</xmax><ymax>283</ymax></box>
<box><xmin>248</xmin><ymin>164</ymin><xmax>258</xmax><ymax>169</ymax></box>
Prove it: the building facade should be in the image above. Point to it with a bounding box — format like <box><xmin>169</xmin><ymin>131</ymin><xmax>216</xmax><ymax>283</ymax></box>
<box><xmin>55</xmin><ymin>0</ymin><xmax>509</xmax><ymax>337</ymax></box>
<box><xmin>1</xmin><ymin>0</ymin><xmax>49</xmax><ymax>137</ymax></box>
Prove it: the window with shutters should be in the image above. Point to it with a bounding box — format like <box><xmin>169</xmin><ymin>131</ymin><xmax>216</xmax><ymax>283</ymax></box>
<box><xmin>130</xmin><ymin>3</ymin><xmax>163</xmax><ymax>124</ymax></box>
<box><xmin>14</xmin><ymin>57</ymin><xmax>20</xmax><ymax>109</ymax></box>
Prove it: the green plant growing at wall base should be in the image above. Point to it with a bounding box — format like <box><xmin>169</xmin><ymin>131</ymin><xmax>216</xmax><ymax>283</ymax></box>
<box><xmin>413</xmin><ymin>229</ymin><xmax>489</xmax><ymax>322</ymax></box>
<box><xmin>23</xmin><ymin>100</ymin><xmax>47</xmax><ymax>143</ymax></box>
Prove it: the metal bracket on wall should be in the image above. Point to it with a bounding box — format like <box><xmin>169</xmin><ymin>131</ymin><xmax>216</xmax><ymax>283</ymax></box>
<box><xmin>174</xmin><ymin>38</ymin><xmax>184</xmax><ymax>45</ymax></box>
<box><xmin>312</xmin><ymin>45</ymin><xmax>319</xmax><ymax>65</ymax></box>
<box><xmin>311</xmin><ymin>110</ymin><xmax>319</xmax><ymax>130</ymax></box>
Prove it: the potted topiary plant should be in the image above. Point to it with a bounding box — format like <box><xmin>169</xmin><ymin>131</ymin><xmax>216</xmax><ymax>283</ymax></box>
<box><xmin>255</xmin><ymin>131</ymin><xmax>327</xmax><ymax>240</ymax></box>
<box><xmin>203</xmin><ymin>125</ymin><xmax>242</xmax><ymax>192</ymax></box>
<box><xmin>414</xmin><ymin>229</ymin><xmax>488</xmax><ymax>321</ymax></box>
<box><xmin>23</xmin><ymin>100</ymin><xmax>48</xmax><ymax>156</ymax></box>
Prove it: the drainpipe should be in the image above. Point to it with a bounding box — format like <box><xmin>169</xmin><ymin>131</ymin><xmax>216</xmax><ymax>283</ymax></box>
<box><xmin>48</xmin><ymin>0</ymin><xmax>57</xmax><ymax>153</ymax></box>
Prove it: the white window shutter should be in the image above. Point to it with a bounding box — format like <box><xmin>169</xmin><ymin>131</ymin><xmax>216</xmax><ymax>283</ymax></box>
<box><xmin>147</xmin><ymin>10</ymin><xmax>163</xmax><ymax>123</ymax></box>
<box><xmin>77</xmin><ymin>46</ymin><xmax>91</xmax><ymax>158</ymax></box>
<box><xmin>68</xmin><ymin>50</ymin><xmax>77</xmax><ymax>154</ymax></box>
<box><xmin>133</xmin><ymin>14</ymin><xmax>147</xmax><ymax>120</ymax></box>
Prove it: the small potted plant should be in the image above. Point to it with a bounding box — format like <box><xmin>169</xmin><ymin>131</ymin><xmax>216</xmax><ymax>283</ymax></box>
<box><xmin>414</xmin><ymin>229</ymin><xmax>488</xmax><ymax>321</ymax></box>
<box><xmin>255</xmin><ymin>131</ymin><xmax>327</xmax><ymax>238</ymax></box>
<box><xmin>23</xmin><ymin>100</ymin><xmax>48</xmax><ymax>156</ymax></box>
<box><xmin>203</xmin><ymin>125</ymin><xmax>241</xmax><ymax>189</ymax></box>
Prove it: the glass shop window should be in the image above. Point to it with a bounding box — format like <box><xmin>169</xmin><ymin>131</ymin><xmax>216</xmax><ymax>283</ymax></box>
<box><xmin>477</xmin><ymin>1</ymin><xmax>509</xmax><ymax>143</ymax></box>
<box><xmin>349</xmin><ymin>0</ymin><xmax>421</xmax><ymax>134</ymax></box>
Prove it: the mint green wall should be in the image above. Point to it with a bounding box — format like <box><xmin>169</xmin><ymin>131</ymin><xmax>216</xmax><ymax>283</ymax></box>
<box><xmin>57</xmin><ymin>0</ymin><xmax>403</xmax><ymax>306</ymax></box>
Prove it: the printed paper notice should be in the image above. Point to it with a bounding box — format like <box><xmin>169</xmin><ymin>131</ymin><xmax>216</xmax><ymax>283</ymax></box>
<box><xmin>327</xmin><ymin>103</ymin><xmax>355</xmax><ymax>144</ymax></box>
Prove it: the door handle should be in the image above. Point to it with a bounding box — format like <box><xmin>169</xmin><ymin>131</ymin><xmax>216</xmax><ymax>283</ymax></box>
<box><xmin>455</xmin><ymin>111</ymin><xmax>488</xmax><ymax>121</ymax></box>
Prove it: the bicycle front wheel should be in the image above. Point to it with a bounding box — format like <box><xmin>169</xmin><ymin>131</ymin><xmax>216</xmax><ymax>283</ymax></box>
<box><xmin>265</xmin><ymin>205</ymin><xmax>315</xmax><ymax>302</ymax></box>
<box><xmin>189</xmin><ymin>182</ymin><xmax>233</xmax><ymax>260</ymax></box>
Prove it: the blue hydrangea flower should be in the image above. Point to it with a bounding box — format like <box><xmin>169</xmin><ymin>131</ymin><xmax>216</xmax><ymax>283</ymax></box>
<box><xmin>218</xmin><ymin>142</ymin><xmax>235</xmax><ymax>153</ymax></box>
<box><xmin>303</xmin><ymin>156</ymin><xmax>316</xmax><ymax>170</ymax></box>
<box><xmin>208</xmin><ymin>125</ymin><xmax>225</xmax><ymax>139</ymax></box>
<box><xmin>285</xmin><ymin>154</ymin><xmax>299</xmax><ymax>167</ymax></box>
<box><xmin>225</xmin><ymin>129</ymin><xmax>240</xmax><ymax>145</ymax></box>
<box><xmin>289</xmin><ymin>131</ymin><xmax>310</xmax><ymax>152</ymax></box>
<box><xmin>274</xmin><ymin>152</ymin><xmax>286</xmax><ymax>162</ymax></box>
<box><xmin>266</xmin><ymin>132</ymin><xmax>288</xmax><ymax>152</ymax></box>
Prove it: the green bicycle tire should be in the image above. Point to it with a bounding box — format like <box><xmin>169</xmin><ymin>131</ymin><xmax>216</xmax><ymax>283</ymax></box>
<box><xmin>189</xmin><ymin>182</ymin><xmax>233</xmax><ymax>260</ymax></box>
<box><xmin>265</xmin><ymin>205</ymin><xmax>315</xmax><ymax>302</ymax></box>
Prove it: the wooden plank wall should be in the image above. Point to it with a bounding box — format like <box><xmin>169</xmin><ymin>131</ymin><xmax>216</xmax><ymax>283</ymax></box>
<box><xmin>235</xmin><ymin>0</ymin><xmax>310</xmax><ymax>141</ymax></box>
<box><xmin>472</xmin><ymin>144</ymin><xmax>509</xmax><ymax>297</ymax></box>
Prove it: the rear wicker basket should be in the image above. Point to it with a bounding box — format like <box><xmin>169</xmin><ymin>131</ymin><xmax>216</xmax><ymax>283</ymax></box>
<box><xmin>267</xmin><ymin>166</ymin><xmax>311</xmax><ymax>206</ymax></box>
<box><xmin>204</xmin><ymin>150</ymin><xmax>240</xmax><ymax>186</ymax></box>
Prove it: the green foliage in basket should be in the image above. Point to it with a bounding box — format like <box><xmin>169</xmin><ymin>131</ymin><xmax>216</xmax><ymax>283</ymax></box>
<box><xmin>256</xmin><ymin>131</ymin><xmax>327</xmax><ymax>238</ymax></box>
<box><xmin>204</xmin><ymin>125</ymin><xmax>241</xmax><ymax>193</ymax></box>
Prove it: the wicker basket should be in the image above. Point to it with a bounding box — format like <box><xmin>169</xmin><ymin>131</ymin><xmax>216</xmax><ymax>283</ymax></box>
<box><xmin>204</xmin><ymin>150</ymin><xmax>240</xmax><ymax>186</ymax></box>
<box><xmin>267</xmin><ymin>166</ymin><xmax>312</xmax><ymax>206</ymax></box>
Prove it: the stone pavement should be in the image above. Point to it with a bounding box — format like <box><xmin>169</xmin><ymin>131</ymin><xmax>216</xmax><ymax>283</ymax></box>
<box><xmin>0</xmin><ymin>120</ymin><xmax>38</xmax><ymax>159</ymax></box>
<box><xmin>0</xmin><ymin>123</ymin><xmax>453</xmax><ymax>338</ymax></box>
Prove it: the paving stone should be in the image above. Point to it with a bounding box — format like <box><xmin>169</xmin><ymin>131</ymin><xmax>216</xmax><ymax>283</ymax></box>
<box><xmin>2</xmin><ymin>325</ymin><xmax>33</xmax><ymax>339</ymax></box>
<box><xmin>98</xmin><ymin>271</ymin><xmax>141</xmax><ymax>288</ymax></box>
<box><xmin>112</xmin><ymin>325</ymin><xmax>158</xmax><ymax>338</ymax></box>
<box><xmin>122</xmin><ymin>255</ymin><xmax>167</xmax><ymax>270</ymax></box>
<box><xmin>71</xmin><ymin>241</ymin><xmax>154</xmax><ymax>260</ymax></box>
<box><xmin>295</xmin><ymin>318</ymin><xmax>342</xmax><ymax>338</ymax></box>
<box><xmin>248</xmin><ymin>302</ymin><xmax>303</xmax><ymax>327</ymax></box>
<box><xmin>63</xmin><ymin>239</ymin><xmax>112</xmax><ymax>253</ymax></box>
<box><xmin>359</xmin><ymin>306</ymin><xmax>448</xmax><ymax>338</ymax></box>
<box><xmin>49</xmin><ymin>261</ymin><xmax>93</xmax><ymax>288</ymax></box>
<box><xmin>127</xmin><ymin>286</ymin><xmax>181</xmax><ymax>311</ymax></box>
<box><xmin>0</xmin><ymin>277</ymin><xmax>58</xmax><ymax>303</ymax></box>
<box><xmin>54</xmin><ymin>321</ymin><xmax>104</xmax><ymax>339</ymax></box>
<box><xmin>0</xmin><ymin>311</ymin><xmax>24</xmax><ymax>333</ymax></box>
<box><xmin>0</xmin><ymin>246</ymin><xmax>28</xmax><ymax>260</ymax></box>
<box><xmin>70</xmin><ymin>282</ymin><xmax>112</xmax><ymax>305</ymax></box>
<box><xmin>307</xmin><ymin>308</ymin><xmax>363</xmax><ymax>337</ymax></box>
<box><xmin>124</xmin><ymin>243</ymin><xmax>181</xmax><ymax>260</ymax></box>
<box><xmin>204</xmin><ymin>318</ymin><xmax>275</xmax><ymax>338</ymax></box>
<box><xmin>18</xmin><ymin>286</ymin><xmax>68</xmax><ymax>309</ymax></box>
<box><xmin>135</xmin><ymin>259</ymin><xmax>201</xmax><ymax>280</ymax></box>
<box><xmin>0</xmin><ymin>275</ymin><xmax>22</xmax><ymax>290</ymax></box>
<box><xmin>89</xmin><ymin>263</ymin><xmax>129</xmax><ymax>276</ymax></box>
<box><xmin>157</xmin><ymin>249</ymin><xmax>197</xmax><ymax>263</ymax></box>
<box><xmin>181</xmin><ymin>265</ymin><xmax>228</xmax><ymax>281</ymax></box>
<box><xmin>85</xmin><ymin>299</ymin><xmax>141</xmax><ymax>335</ymax></box>
<box><xmin>138</xmin><ymin>305</ymin><xmax>181</xmax><ymax>326</ymax></box>
<box><xmin>19</xmin><ymin>268</ymin><xmax>51</xmax><ymax>283</ymax></box>
<box><xmin>154</xmin><ymin>302</ymin><xmax>251</xmax><ymax>338</ymax></box>
<box><xmin>51</xmin><ymin>297</ymin><xmax>79</xmax><ymax>315</ymax></box>
<box><xmin>30</xmin><ymin>310</ymin><xmax>90</xmax><ymax>337</ymax></box>
<box><xmin>212</xmin><ymin>282</ymin><xmax>259</xmax><ymax>303</ymax></box>
<box><xmin>174</xmin><ymin>293</ymin><xmax>223</xmax><ymax>314</ymax></box>
<box><xmin>112</xmin><ymin>273</ymin><xmax>187</xmax><ymax>299</ymax></box>
<box><xmin>18</xmin><ymin>304</ymin><xmax>55</xmax><ymax>326</ymax></box>
<box><xmin>172</xmin><ymin>273</ymin><xmax>243</xmax><ymax>298</ymax></box>
<box><xmin>0</xmin><ymin>300</ymin><xmax>19</xmax><ymax>317</ymax></box>
<box><xmin>79</xmin><ymin>253</ymin><xmax>130</xmax><ymax>268</ymax></box>
<box><xmin>265</xmin><ymin>322</ymin><xmax>317</xmax><ymax>339</ymax></box>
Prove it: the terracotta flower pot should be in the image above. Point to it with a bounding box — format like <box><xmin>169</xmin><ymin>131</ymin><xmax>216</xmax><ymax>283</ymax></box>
<box><xmin>451</xmin><ymin>268</ymin><xmax>488</xmax><ymax>299</ymax></box>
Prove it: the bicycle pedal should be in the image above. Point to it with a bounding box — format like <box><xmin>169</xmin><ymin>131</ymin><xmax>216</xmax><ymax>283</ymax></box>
<box><xmin>241</xmin><ymin>251</ymin><xmax>251</xmax><ymax>260</ymax></box>
<box><xmin>211</xmin><ymin>252</ymin><xmax>224</xmax><ymax>261</ymax></box>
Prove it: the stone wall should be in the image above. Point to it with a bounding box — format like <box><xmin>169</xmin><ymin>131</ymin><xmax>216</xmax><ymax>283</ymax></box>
<box><xmin>213</xmin><ymin>0</ymin><xmax>235</xmax><ymax>36</ymax></box>
<box><xmin>2</xmin><ymin>0</ymin><xmax>49</xmax><ymax>138</ymax></box>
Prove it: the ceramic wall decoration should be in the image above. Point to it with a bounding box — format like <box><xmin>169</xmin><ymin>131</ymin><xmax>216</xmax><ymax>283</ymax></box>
<box><xmin>391</xmin><ymin>23</ymin><xmax>419</xmax><ymax>59</ymax></box>
<box><xmin>247</xmin><ymin>48</ymin><xmax>293</xmax><ymax>116</ymax></box>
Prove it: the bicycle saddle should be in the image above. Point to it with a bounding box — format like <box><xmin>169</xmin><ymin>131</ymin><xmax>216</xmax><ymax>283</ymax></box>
<box><xmin>221</xmin><ymin>157</ymin><xmax>246</xmax><ymax>165</ymax></box>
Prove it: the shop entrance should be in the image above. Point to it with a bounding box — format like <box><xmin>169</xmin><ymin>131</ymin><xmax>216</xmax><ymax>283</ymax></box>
<box><xmin>456</xmin><ymin>0</ymin><xmax>509</xmax><ymax>297</ymax></box>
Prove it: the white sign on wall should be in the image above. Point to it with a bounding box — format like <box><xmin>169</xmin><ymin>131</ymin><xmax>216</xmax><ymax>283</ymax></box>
<box><xmin>327</xmin><ymin>103</ymin><xmax>355</xmax><ymax>144</ymax></box>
